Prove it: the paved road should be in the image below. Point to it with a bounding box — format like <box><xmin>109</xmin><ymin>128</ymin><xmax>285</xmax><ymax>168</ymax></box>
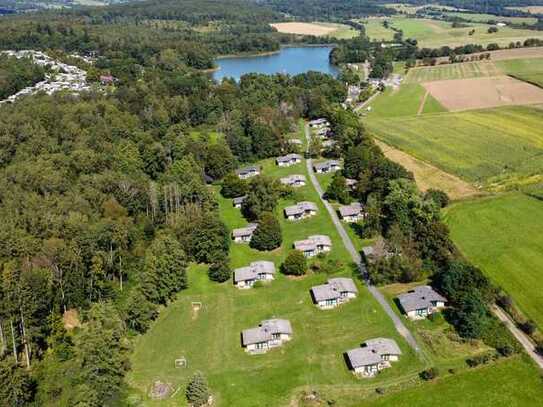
<box><xmin>493</xmin><ymin>306</ymin><xmax>543</xmax><ymax>369</ymax></box>
<box><xmin>304</xmin><ymin>124</ymin><xmax>422</xmax><ymax>354</ymax></box>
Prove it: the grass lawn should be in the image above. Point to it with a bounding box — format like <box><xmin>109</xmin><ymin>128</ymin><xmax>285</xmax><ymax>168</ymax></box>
<box><xmin>366</xmin><ymin>105</ymin><xmax>543</xmax><ymax>190</ymax></box>
<box><xmin>366</xmin><ymin>84</ymin><xmax>446</xmax><ymax>118</ymax></box>
<box><xmin>444</xmin><ymin>193</ymin><xmax>543</xmax><ymax>329</ymax></box>
<box><xmin>126</xmin><ymin>125</ymin><xmax>425</xmax><ymax>406</ymax></box>
<box><xmin>496</xmin><ymin>57</ymin><xmax>543</xmax><ymax>88</ymax></box>
<box><xmin>405</xmin><ymin>61</ymin><xmax>502</xmax><ymax>83</ymax></box>
<box><xmin>358</xmin><ymin>355</ymin><xmax>543</xmax><ymax>406</ymax></box>
<box><xmin>361</xmin><ymin>17</ymin><xmax>543</xmax><ymax>49</ymax></box>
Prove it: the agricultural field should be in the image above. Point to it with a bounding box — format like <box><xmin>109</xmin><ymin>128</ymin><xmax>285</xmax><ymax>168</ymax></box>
<box><xmin>365</xmin><ymin>83</ymin><xmax>446</xmax><ymax>118</ymax></box>
<box><xmin>422</xmin><ymin>76</ymin><xmax>543</xmax><ymax>111</ymax></box>
<box><xmin>442</xmin><ymin>11</ymin><xmax>538</xmax><ymax>25</ymax></box>
<box><xmin>126</xmin><ymin>127</ymin><xmax>424</xmax><ymax>406</ymax></box>
<box><xmin>405</xmin><ymin>61</ymin><xmax>502</xmax><ymax>83</ymax></box>
<box><xmin>375</xmin><ymin>140</ymin><xmax>478</xmax><ymax>200</ymax></box>
<box><xmin>361</xmin><ymin>17</ymin><xmax>543</xmax><ymax>48</ymax></box>
<box><xmin>507</xmin><ymin>6</ymin><xmax>543</xmax><ymax>14</ymax></box>
<box><xmin>497</xmin><ymin>57</ymin><xmax>543</xmax><ymax>87</ymax></box>
<box><xmin>444</xmin><ymin>193</ymin><xmax>543</xmax><ymax>330</ymax></box>
<box><xmin>366</xmin><ymin>106</ymin><xmax>543</xmax><ymax>190</ymax></box>
<box><xmin>361</xmin><ymin>355</ymin><xmax>543</xmax><ymax>407</ymax></box>
<box><xmin>270</xmin><ymin>22</ymin><xmax>358</xmax><ymax>39</ymax></box>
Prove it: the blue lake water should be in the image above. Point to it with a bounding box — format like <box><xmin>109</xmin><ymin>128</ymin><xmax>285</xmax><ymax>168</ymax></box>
<box><xmin>213</xmin><ymin>46</ymin><xmax>338</xmax><ymax>82</ymax></box>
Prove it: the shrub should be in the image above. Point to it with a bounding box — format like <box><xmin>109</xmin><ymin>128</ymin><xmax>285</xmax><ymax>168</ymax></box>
<box><xmin>419</xmin><ymin>367</ymin><xmax>439</xmax><ymax>381</ymax></box>
<box><xmin>466</xmin><ymin>352</ymin><xmax>495</xmax><ymax>367</ymax></box>
<box><xmin>281</xmin><ymin>250</ymin><xmax>308</xmax><ymax>276</ymax></box>
<box><xmin>208</xmin><ymin>261</ymin><xmax>231</xmax><ymax>283</ymax></box>
<box><xmin>520</xmin><ymin>320</ymin><xmax>537</xmax><ymax>336</ymax></box>
<box><xmin>424</xmin><ymin>189</ymin><xmax>449</xmax><ymax>208</ymax></box>
<box><xmin>220</xmin><ymin>173</ymin><xmax>247</xmax><ymax>198</ymax></box>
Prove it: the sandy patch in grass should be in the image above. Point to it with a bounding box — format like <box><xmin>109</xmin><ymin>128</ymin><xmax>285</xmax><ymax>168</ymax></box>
<box><xmin>375</xmin><ymin>140</ymin><xmax>479</xmax><ymax>200</ymax></box>
<box><xmin>423</xmin><ymin>76</ymin><xmax>543</xmax><ymax>111</ymax></box>
<box><xmin>271</xmin><ymin>22</ymin><xmax>337</xmax><ymax>36</ymax></box>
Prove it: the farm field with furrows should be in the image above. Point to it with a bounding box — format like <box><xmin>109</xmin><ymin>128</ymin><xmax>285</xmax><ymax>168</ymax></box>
<box><xmin>444</xmin><ymin>193</ymin><xmax>543</xmax><ymax>330</ymax></box>
<box><xmin>366</xmin><ymin>106</ymin><xmax>543</xmax><ymax>190</ymax></box>
<box><xmin>404</xmin><ymin>61</ymin><xmax>503</xmax><ymax>83</ymax></box>
<box><xmin>361</xmin><ymin>17</ymin><xmax>543</xmax><ymax>48</ymax></box>
<box><xmin>271</xmin><ymin>22</ymin><xmax>358</xmax><ymax>39</ymax></box>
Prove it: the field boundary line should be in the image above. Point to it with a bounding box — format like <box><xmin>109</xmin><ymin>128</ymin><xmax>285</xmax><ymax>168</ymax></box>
<box><xmin>417</xmin><ymin>90</ymin><xmax>429</xmax><ymax>115</ymax></box>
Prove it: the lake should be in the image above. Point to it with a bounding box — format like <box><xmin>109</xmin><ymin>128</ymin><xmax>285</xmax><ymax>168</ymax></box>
<box><xmin>212</xmin><ymin>46</ymin><xmax>338</xmax><ymax>82</ymax></box>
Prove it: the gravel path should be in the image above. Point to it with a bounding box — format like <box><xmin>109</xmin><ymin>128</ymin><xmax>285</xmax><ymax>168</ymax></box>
<box><xmin>303</xmin><ymin>124</ymin><xmax>422</xmax><ymax>354</ymax></box>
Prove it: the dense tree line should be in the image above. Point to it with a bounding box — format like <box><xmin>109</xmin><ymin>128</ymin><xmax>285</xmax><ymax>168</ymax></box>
<box><xmin>261</xmin><ymin>0</ymin><xmax>395</xmax><ymax>20</ymax></box>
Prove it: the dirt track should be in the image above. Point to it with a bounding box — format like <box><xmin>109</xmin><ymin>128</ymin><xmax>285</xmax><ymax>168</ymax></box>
<box><xmin>423</xmin><ymin>76</ymin><xmax>543</xmax><ymax>111</ymax></box>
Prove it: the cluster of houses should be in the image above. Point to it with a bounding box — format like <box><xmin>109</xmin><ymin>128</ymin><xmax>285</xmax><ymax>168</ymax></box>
<box><xmin>309</xmin><ymin>118</ymin><xmax>333</xmax><ymax>139</ymax></box>
<box><xmin>0</xmin><ymin>50</ymin><xmax>91</xmax><ymax>105</ymax></box>
<box><xmin>234</xmin><ymin>261</ymin><xmax>276</xmax><ymax>289</ymax></box>
<box><xmin>284</xmin><ymin>201</ymin><xmax>318</xmax><ymax>221</ymax></box>
<box><xmin>346</xmin><ymin>338</ymin><xmax>402</xmax><ymax>377</ymax></box>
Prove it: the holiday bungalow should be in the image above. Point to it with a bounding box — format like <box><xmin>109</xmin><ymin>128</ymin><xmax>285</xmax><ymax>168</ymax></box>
<box><xmin>236</xmin><ymin>165</ymin><xmax>260</xmax><ymax>179</ymax></box>
<box><xmin>313</xmin><ymin>160</ymin><xmax>341</xmax><ymax>174</ymax></box>
<box><xmin>308</xmin><ymin>118</ymin><xmax>329</xmax><ymax>128</ymax></box>
<box><xmin>310</xmin><ymin>277</ymin><xmax>358</xmax><ymax>309</ymax></box>
<box><xmin>338</xmin><ymin>202</ymin><xmax>364</xmax><ymax>223</ymax></box>
<box><xmin>346</xmin><ymin>338</ymin><xmax>402</xmax><ymax>377</ymax></box>
<box><xmin>241</xmin><ymin>319</ymin><xmax>293</xmax><ymax>354</ymax></box>
<box><xmin>293</xmin><ymin>235</ymin><xmax>332</xmax><ymax>258</ymax></box>
<box><xmin>276</xmin><ymin>153</ymin><xmax>302</xmax><ymax>167</ymax></box>
<box><xmin>232</xmin><ymin>195</ymin><xmax>247</xmax><ymax>208</ymax></box>
<box><xmin>232</xmin><ymin>223</ymin><xmax>258</xmax><ymax>243</ymax></box>
<box><xmin>284</xmin><ymin>201</ymin><xmax>318</xmax><ymax>220</ymax></box>
<box><xmin>397</xmin><ymin>286</ymin><xmax>447</xmax><ymax>320</ymax></box>
<box><xmin>234</xmin><ymin>261</ymin><xmax>276</xmax><ymax>288</ymax></box>
<box><xmin>280</xmin><ymin>174</ymin><xmax>306</xmax><ymax>188</ymax></box>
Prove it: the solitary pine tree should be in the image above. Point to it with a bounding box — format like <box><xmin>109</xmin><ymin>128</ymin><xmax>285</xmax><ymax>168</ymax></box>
<box><xmin>249</xmin><ymin>212</ymin><xmax>282</xmax><ymax>251</ymax></box>
<box><xmin>281</xmin><ymin>250</ymin><xmax>307</xmax><ymax>276</ymax></box>
<box><xmin>186</xmin><ymin>372</ymin><xmax>210</xmax><ymax>407</ymax></box>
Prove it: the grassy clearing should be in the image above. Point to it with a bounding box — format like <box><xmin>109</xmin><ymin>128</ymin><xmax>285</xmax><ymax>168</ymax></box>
<box><xmin>444</xmin><ymin>193</ymin><xmax>543</xmax><ymax>329</ymax></box>
<box><xmin>366</xmin><ymin>84</ymin><xmax>446</xmax><ymax>118</ymax></box>
<box><xmin>405</xmin><ymin>61</ymin><xmax>502</xmax><ymax>83</ymax></box>
<box><xmin>361</xmin><ymin>17</ymin><xmax>543</xmax><ymax>48</ymax></box>
<box><xmin>127</xmin><ymin>126</ymin><xmax>425</xmax><ymax>406</ymax></box>
<box><xmin>366</xmin><ymin>105</ymin><xmax>543</xmax><ymax>189</ymax></box>
<box><xmin>359</xmin><ymin>355</ymin><xmax>543</xmax><ymax>406</ymax></box>
<box><xmin>497</xmin><ymin>57</ymin><xmax>543</xmax><ymax>87</ymax></box>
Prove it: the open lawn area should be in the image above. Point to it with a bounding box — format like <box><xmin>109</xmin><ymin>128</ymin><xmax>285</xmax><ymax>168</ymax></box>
<box><xmin>365</xmin><ymin>83</ymin><xmax>446</xmax><ymax>118</ymax></box>
<box><xmin>361</xmin><ymin>17</ymin><xmax>543</xmax><ymax>48</ymax></box>
<box><xmin>444</xmin><ymin>193</ymin><xmax>543</xmax><ymax>330</ymax></box>
<box><xmin>359</xmin><ymin>355</ymin><xmax>543</xmax><ymax>406</ymax></box>
<box><xmin>366</xmin><ymin>105</ymin><xmax>543</xmax><ymax>190</ymax></box>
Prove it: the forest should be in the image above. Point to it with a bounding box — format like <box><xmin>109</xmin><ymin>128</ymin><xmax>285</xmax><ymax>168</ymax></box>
<box><xmin>0</xmin><ymin>55</ymin><xmax>46</xmax><ymax>99</ymax></box>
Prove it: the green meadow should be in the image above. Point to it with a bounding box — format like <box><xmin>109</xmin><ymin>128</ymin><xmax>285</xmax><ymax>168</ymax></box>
<box><xmin>361</xmin><ymin>17</ymin><xmax>543</xmax><ymax>48</ymax></box>
<box><xmin>360</xmin><ymin>355</ymin><xmax>543</xmax><ymax>407</ymax></box>
<box><xmin>497</xmin><ymin>57</ymin><xmax>543</xmax><ymax>87</ymax></box>
<box><xmin>404</xmin><ymin>61</ymin><xmax>502</xmax><ymax>83</ymax></box>
<box><xmin>366</xmin><ymin>106</ymin><xmax>543</xmax><ymax>189</ymax></box>
<box><xmin>444</xmin><ymin>193</ymin><xmax>543</xmax><ymax>329</ymax></box>
<box><xmin>366</xmin><ymin>84</ymin><xmax>445</xmax><ymax>118</ymax></box>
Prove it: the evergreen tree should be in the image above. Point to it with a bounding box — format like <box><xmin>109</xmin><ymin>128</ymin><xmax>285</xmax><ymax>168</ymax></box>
<box><xmin>281</xmin><ymin>250</ymin><xmax>307</xmax><ymax>276</ymax></box>
<box><xmin>241</xmin><ymin>176</ymin><xmax>279</xmax><ymax>221</ymax></box>
<box><xmin>249</xmin><ymin>212</ymin><xmax>282</xmax><ymax>251</ymax></box>
<box><xmin>0</xmin><ymin>356</ymin><xmax>36</xmax><ymax>406</ymax></box>
<box><xmin>188</xmin><ymin>217</ymin><xmax>230</xmax><ymax>264</ymax></box>
<box><xmin>220</xmin><ymin>173</ymin><xmax>248</xmax><ymax>198</ymax></box>
<box><xmin>186</xmin><ymin>372</ymin><xmax>210</xmax><ymax>407</ymax></box>
<box><xmin>124</xmin><ymin>289</ymin><xmax>158</xmax><ymax>334</ymax></box>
